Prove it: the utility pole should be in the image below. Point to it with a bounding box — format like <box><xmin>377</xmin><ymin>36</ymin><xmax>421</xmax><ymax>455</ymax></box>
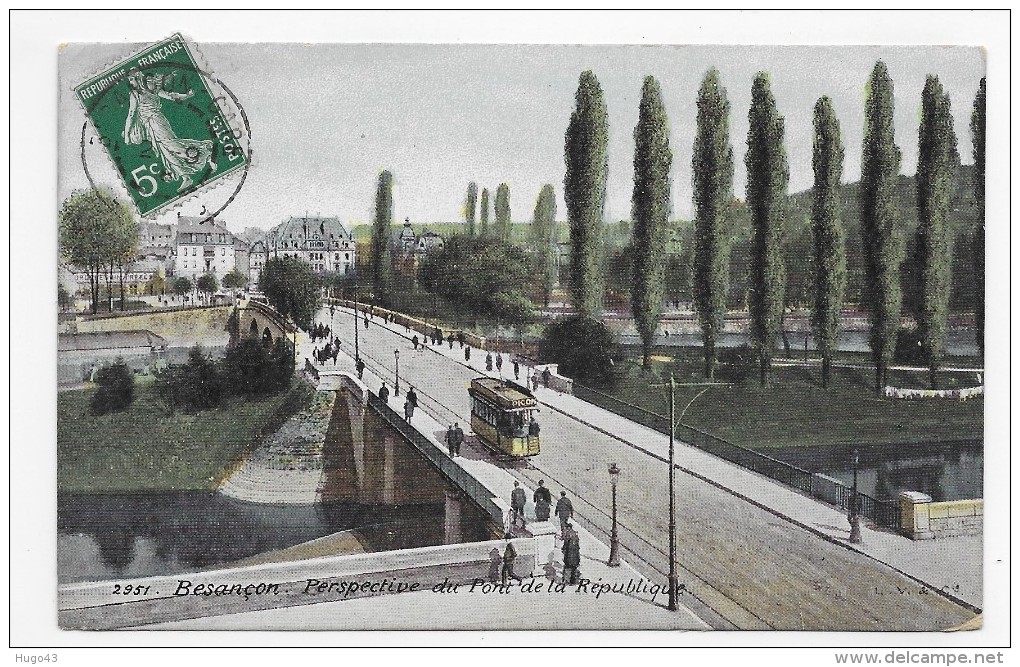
<box><xmin>354</xmin><ymin>289</ymin><xmax>360</xmax><ymax>362</ymax></box>
<box><xmin>667</xmin><ymin>374</ymin><xmax>678</xmax><ymax>611</ymax></box>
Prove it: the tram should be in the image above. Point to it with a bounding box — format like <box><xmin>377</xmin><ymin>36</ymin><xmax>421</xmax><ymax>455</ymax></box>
<box><xmin>468</xmin><ymin>377</ymin><xmax>541</xmax><ymax>458</ymax></box>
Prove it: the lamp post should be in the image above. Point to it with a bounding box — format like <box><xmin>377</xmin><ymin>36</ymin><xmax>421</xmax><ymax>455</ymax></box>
<box><xmin>394</xmin><ymin>349</ymin><xmax>400</xmax><ymax>396</ymax></box>
<box><xmin>849</xmin><ymin>448</ymin><xmax>862</xmax><ymax>544</ymax></box>
<box><xmin>608</xmin><ymin>462</ymin><xmax>621</xmax><ymax>567</ymax></box>
<box><xmin>652</xmin><ymin>377</ymin><xmax>713</xmax><ymax>613</ymax></box>
<box><xmin>353</xmin><ymin>290</ymin><xmax>360</xmax><ymax>362</ymax></box>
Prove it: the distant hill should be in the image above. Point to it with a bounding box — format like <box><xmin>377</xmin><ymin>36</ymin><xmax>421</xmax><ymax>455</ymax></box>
<box><xmin>671</xmin><ymin>164</ymin><xmax>981</xmax><ymax>313</ymax></box>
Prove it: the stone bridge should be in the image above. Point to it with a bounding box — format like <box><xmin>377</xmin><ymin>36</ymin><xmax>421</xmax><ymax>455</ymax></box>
<box><xmin>235</xmin><ymin>299</ymin><xmax>297</xmax><ymax>347</ymax></box>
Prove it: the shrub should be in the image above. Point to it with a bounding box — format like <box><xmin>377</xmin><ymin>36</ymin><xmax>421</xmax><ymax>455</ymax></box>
<box><xmin>539</xmin><ymin>314</ymin><xmax>618</xmax><ymax>387</ymax></box>
<box><xmin>221</xmin><ymin>338</ymin><xmax>293</xmax><ymax>396</ymax></box>
<box><xmin>90</xmin><ymin>360</ymin><xmax>135</xmax><ymax>415</ymax></box>
<box><xmin>894</xmin><ymin>327</ymin><xmax>926</xmax><ymax>366</ymax></box>
<box><xmin>154</xmin><ymin>346</ymin><xmax>224</xmax><ymax>413</ymax></box>
<box><xmin>717</xmin><ymin>344</ymin><xmax>754</xmax><ymax>384</ymax></box>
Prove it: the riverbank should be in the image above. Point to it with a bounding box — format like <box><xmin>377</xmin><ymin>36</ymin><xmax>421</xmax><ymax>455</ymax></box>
<box><xmin>590</xmin><ymin>349</ymin><xmax>983</xmax><ymax>451</ymax></box>
<box><xmin>57</xmin><ymin>381</ymin><xmax>314</xmax><ymax>493</ymax></box>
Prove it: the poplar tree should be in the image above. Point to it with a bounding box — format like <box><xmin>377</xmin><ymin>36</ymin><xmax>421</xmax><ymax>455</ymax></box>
<box><xmin>371</xmin><ymin>170</ymin><xmax>394</xmax><ymax>302</ymax></box>
<box><xmin>564</xmin><ymin>70</ymin><xmax>609</xmax><ymax>317</ymax></box>
<box><xmin>465</xmin><ymin>182</ymin><xmax>478</xmax><ymax>235</ymax></box>
<box><xmin>531</xmin><ymin>184</ymin><xmax>558</xmax><ymax>308</ymax></box>
<box><xmin>971</xmin><ymin>78</ymin><xmax>985</xmax><ymax>357</ymax></box>
<box><xmin>692</xmin><ymin>68</ymin><xmax>734</xmax><ymax>380</ymax></box>
<box><xmin>744</xmin><ymin>72</ymin><xmax>788</xmax><ymax>386</ymax></box>
<box><xmin>915</xmin><ymin>76</ymin><xmax>955</xmax><ymax>389</ymax></box>
<box><xmin>630</xmin><ymin>75</ymin><xmax>673</xmax><ymax>368</ymax></box>
<box><xmin>860</xmin><ymin>61</ymin><xmax>903</xmax><ymax>394</ymax></box>
<box><xmin>494</xmin><ymin>183</ymin><xmax>512</xmax><ymax>243</ymax></box>
<box><xmin>810</xmin><ymin>96</ymin><xmax>847</xmax><ymax>389</ymax></box>
<box><xmin>480</xmin><ymin>188</ymin><xmax>490</xmax><ymax>236</ymax></box>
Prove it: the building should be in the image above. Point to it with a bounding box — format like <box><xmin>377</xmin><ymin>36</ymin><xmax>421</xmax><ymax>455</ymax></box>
<box><xmin>390</xmin><ymin>218</ymin><xmax>445</xmax><ymax>275</ymax></box>
<box><xmin>248</xmin><ymin>239</ymin><xmax>269</xmax><ymax>287</ymax></box>
<box><xmin>260</xmin><ymin>215</ymin><xmax>357</xmax><ymax>276</ymax></box>
<box><xmin>173</xmin><ymin>216</ymin><xmax>238</xmax><ymax>281</ymax></box>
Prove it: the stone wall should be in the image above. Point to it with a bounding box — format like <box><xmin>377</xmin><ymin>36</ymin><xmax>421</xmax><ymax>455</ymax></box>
<box><xmin>900</xmin><ymin>491</ymin><xmax>983</xmax><ymax>539</ymax></box>
<box><xmin>76</xmin><ymin>306</ymin><xmax>233</xmax><ymax>348</ymax></box>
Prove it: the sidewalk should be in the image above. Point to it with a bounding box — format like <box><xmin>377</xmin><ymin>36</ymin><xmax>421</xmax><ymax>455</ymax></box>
<box><xmin>323</xmin><ymin>306</ymin><xmax>981</xmax><ymax>610</ymax></box>
<box><xmin>274</xmin><ymin>327</ymin><xmax>711</xmax><ymax>630</ymax></box>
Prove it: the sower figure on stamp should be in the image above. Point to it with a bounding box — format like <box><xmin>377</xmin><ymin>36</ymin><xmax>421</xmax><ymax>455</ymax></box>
<box><xmin>555</xmin><ymin>491</ymin><xmax>574</xmax><ymax>537</ymax></box>
<box><xmin>510</xmin><ymin>481</ymin><xmax>527</xmax><ymax>531</ymax></box>
<box><xmin>533</xmin><ymin>479</ymin><xmax>552</xmax><ymax>522</ymax></box>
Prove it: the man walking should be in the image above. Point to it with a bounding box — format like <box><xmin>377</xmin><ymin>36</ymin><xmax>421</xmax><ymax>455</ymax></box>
<box><xmin>465</xmin><ymin>346</ymin><xmax>471</xmax><ymax>362</ymax></box>
<box><xmin>355</xmin><ymin>357</ymin><xmax>365</xmax><ymax>380</ymax></box>
<box><xmin>406</xmin><ymin>387</ymin><xmax>418</xmax><ymax>415</ymax></box>
<box><xmin>513</xmin><ymin>359</ymin><xmax>520</xmax><ymax>380</ymax></box>
<box><xmin>495</xmin><ymin>353</ymin><xmax>504</xmax><ymax>373</ymax></box>
<box><xmin>485</xmin><ymin>352</ymin><xmax>493</xmax><ymax>372</ymax></box>
<box><xmin>562</xmin><ymin>523</ymin><xmax>581</xmax><ymax>584</ymax></box>
<box><xmin>533</xmin><ymin>479</ymin><xmax>552</xmax><ymax>522</ymax></box>
<box><xmin>510</xmin><ymin>481</ymin><xmax>527</xmax><ymax>531</ymax></box>
<box><xmin>451</xmin><ymin>422</ymin><xmax>464</xmax><ymax>457</ymax></box>
<box><xmin>378</xmin><ymin>382</ymin><xmax>389</xmax><ymax>403</ymax></box>
<box><xmin>555</xmin><ymin>491</ymin><xmax>574</xmax><ymax>536</ymax></box>
<box><xmin>412</xmin><ymin>335</ymin><xmax>419</xmax><ymax>350</ymax></box>
<box><xmin>445</xmin><ymin>424</ymin><xmax>456</xmax><ymax>457</ymax></box>
<box><xmin>502</xmin><ymin>536</ymin><xmax>521</xmax><ymax>585</ymax></box>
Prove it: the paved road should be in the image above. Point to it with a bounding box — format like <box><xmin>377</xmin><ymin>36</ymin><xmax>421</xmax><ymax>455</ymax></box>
<box><xmin>318</xmin><ymin>308</ymin><xmax>977</xmax><ymax>631</ymax></box>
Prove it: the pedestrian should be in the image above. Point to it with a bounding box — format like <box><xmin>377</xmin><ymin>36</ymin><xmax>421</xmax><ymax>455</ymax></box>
<box><xmin>332</xmin><ymin>349</ymin><xmax>338</xmax><ymax>366</ymax></box>
<box><xmin>407</xmin><ymin>387</ymin><xmax>418</xmax><ymax>413</ymax></box>
<box><xmin>555</xmin><ymin>491</ymin><xmax>574</xmax><ymax>536</ymax></box>
<box><xmin>356</xmin><ymin>357</ymin><xmax>365</xmax><ymax>380</ymax></box>
<box><xmin>458</xmin><ymin>332</ymin><xmax>465</xmax><ymax>348</ymax></box>
<box><xmin>528</xmin><ymin>415</ymin><xmax>540</xmax><ymax>438</ymax></box>
<box><xmin>312</xmin><ymin>347</ymin><xmax>319</xmax><ymax>363</ymax></box>
<box><xmin>543</xmin><ymin>367</ymin><xmax>552</xmax><ymax>388</ymax></box>
<box><xmin>527</xmin><ymin>369</ymin><xmax>535</xmax><ymax>391</ymax></box>
<box><xmin>495</xmin><ymin>353</ymin><xmax>503</xmax><ymax>372</ymax></box>
<box><xmin>412</xmin><ymin>335</ymin><xmax>419</xmax><ymax>350</ymax></box>
<box><xmin>452</xmin><ymin>422</ymin><xmax>464</xmax><ymax>456</ymax></box>
<box><xmin>378</xmin><ymin>382</ymin><xmax>389</xmax><ymax>403</ymax></box>
<box><xmin>445</xmin><ymin>424</ymin><xmax>456</xmax><ymax>457</ymax></box>
<box><xmin>448</xmin><ymin>333</ymin><xmax>454</xmax><ymax>349</ymax></box>
<box><xmin>533</xmin><ymin>479</ymin><xmax>552</xmax><ymax>522</ymax></box>
<box><xmin>561</xmin><ymin>523</ymin><xmax>581</xmax><ymax>585</ymax></box>
<box><xmin>433</xmin><ymin>327</ymin><xmax>442</xmax><ymax>346</ymax></box>
<box><xmin>404</xmin><ymin>397</ymin><xmax>414</xmax><ymax>421</ymax></box>
<box><xmin>501</xmin><ymin>536</ymin><xmax>521</xmax><ymax>584</ymax></box>
<box><xmin>364</xmin><ymin>316</ymin><xmax>369</xmax><ymax>329</ymax></box>
<box><xmin>485</xmin><ymin>352</ymin><xmax>493</xmax><ymax>372</ymax></box>
<box><xmin>465</xmin><ymin>346</ymin><xmax>471</xmax><ymax>362</ymax></box>
<box><xmin>510</xmin><ymin>481</ymin><xmax>527</xmax><ymax>530</ymax></box>
<box><xmin>513</xmin><ymin>359</ymin><xmax>520</xmax><ymax>380</ymax></box>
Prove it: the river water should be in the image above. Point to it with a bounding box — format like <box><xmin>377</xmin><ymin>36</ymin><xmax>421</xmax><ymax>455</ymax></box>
<box><xmin>768</xmin><ymin>440</ymin><xmax>983</xmax><ymax>502</ymax></box>
<box><xmin>57</xmin><ymin>400</ymin><xmax>495</xmax><ymax>584</ymax></box>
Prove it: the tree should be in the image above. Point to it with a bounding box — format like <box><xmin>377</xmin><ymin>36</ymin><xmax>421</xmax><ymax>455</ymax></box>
<box><xmin>630</xmin><ymin>75</ymin><xmax>673</xmax><ymax>368</ymax></box>
<box><xmin>417</xmin><ymin>235</ymin><xmax>535</xmax><ymax>327</ymax></box>
<box><xmin>494</xmin><ymin>183</ymin><xmax>512</xmax><ymax>243</ymax></box>
<box><xmin>530</xmin><ymin>184</ymin><xmax>558</xmax><ymax>308</ymax></box>
<box><xmin>744</xmin><ymin>72</ymin><xmax>789</xmax><ymax>386</ymax></box>
<box><xmin>58</xmin><ymin>284</ymin><xmax>74</xmax><ymax>312</ymax></box>
<box><xmin>222</xmin><ymin>338</ymin><xmax>291</xmax><ymax>397</ymax></box>
<box><xmin>58</xmin><ymin>189</ymin><xmax>134</xmax><ymax>314</ymax></box>
<box><xmin>172</xmin><ymin>276</ymin><xmax>192</xmax><ymax>297</ymax></box>
<box><xmin>148</xmin><ymin>272</ymin><xmax>167</xmax><ymax>297</ymax></box>
<box><xmin>539</xmin><ymin>315</ymin><xmax>617</xmax><ymax>387</ymax></box>
<box><xmin>915</xmin><ymin>75</ymin><xmax>956</xmax><ymax>389</ymax></box>
<box><xmin>154</xmin><ymin>346</ymin><xmax>224</xmax><ymax>414</ymax></box>
<box><xmin>860</xmin><ymin>61</ymin><xmax>904</xmax><ymax>394</ymax></box>
<box><xmin>810</xmin><ymin>96</ymin><xmax>847</xmax><ymax>389</ymax></box>
<box><xmin>111</xmin><ymin>217</ymin><xmax>139</xmax><ymax>311</ymax></box>
<box><xmin>90</xmin><ymin>360</ymin><xmax>135</xmax><ymax>415</ymax></box>
<box><xmin>371</xmin><ymin>170</ymin><xmax>394</xmax><ymax>303</ymax></box>
<box><xmin>222</xmin><ymin>268</ymin><xmax>248</xmax><ymax>290</ymax></box>
<box><xmin>465</xmin><ymin>182</ymin><xmax>478</xmax><ymax>235</ymax></box>
<box><xmin>971</xmin><ymin>78</ymin><xmax>985</xmax><ymax>356</ymax></box>
<box><xmin>480</xmin><ymin>188</ymin><xmax>490</xmax><ymax>236</ymax></box>
<box><xmin>564</xmin><ymin>70</ymin><xmax>609</xmax><ymax>317</ymax></box>
<box><xmin>259</xmin><ymin>256</ymin><xmax>322</xmax><ymax>330</ymax></box>
<box><xmin>196</xmin><ymin>273</ymin><xmax>219</xmax><ymax>296</ymax></box>
<box><xmin>692</xmin><ymin>69</ymin><xmax>734</xmax><ymax>380</ymax></box>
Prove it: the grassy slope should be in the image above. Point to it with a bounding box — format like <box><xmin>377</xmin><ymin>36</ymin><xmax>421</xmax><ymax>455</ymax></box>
<box><xmin>58</xmin><ymin>381</ymin><xmax>314</xmax><ymax>493</ymax></box>
<box><xmin>602</xmin><ymin>350</ymin><xmax>983</xmax><ymax>450</ymax></box>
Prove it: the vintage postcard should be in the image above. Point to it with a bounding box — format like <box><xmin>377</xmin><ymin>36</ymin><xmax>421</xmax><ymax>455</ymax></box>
<box><xmin>35</xmin><ymin>15</ymin><xmax>999</xmax><ymax>646</ymax></box>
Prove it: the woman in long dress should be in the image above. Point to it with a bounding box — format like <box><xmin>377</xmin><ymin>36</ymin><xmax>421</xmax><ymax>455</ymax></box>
<box><xmin>122</xmin><ymin>71</ymin><xmax>216</xmax><ymax>193</ymax></box>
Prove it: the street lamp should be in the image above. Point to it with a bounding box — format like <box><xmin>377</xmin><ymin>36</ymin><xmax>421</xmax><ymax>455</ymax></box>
<box><xmin>653</xmin><ymin>376</ymin><xmax>713</xmax><ymax>612</ymax></box>
<box><xmin>353</xmin><ymin>290</ymin><xmax>360</xmax><ymax>362</ymax></box>
<box><xmin>394</xmin><ymin>349</ymin><xmax>400</xmax><ymax>396</ymax></box>
<box><xmin>848</xmin><ymin>448</ymin><xmax>862</xmax><ymax>544</ymax></box>
<box><xmin>608</xmin><ymin>462</ymin><xmax>621</xmax><ymax>567</ymax></box>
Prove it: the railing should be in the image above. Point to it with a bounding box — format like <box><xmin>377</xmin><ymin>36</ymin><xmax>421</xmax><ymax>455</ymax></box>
<box><xmin>573</xmin><ymin>382</ymin><xmax>901</xmax><ymax>530</ymax></box>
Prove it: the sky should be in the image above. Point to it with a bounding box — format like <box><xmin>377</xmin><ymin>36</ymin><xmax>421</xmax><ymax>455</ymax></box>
<box><xmin>58</xmin><ymin>43</ymin><xmax>984</xmax><ymax>232</ymax></box>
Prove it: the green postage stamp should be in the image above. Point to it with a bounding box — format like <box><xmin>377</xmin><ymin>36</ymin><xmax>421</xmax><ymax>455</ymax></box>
<box><xmin>74</xmin><ymin>33</ymin><xmax>247</xmax><ymax>217</ymax></box>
